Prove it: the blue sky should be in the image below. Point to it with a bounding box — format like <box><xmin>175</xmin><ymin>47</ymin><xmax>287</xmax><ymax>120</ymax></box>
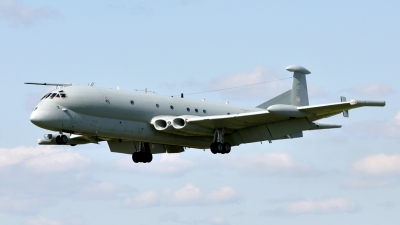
<box><xmin>0</xmin><ymin>0</ymin><xmax>399</xmax><ymax>224</ymax></box>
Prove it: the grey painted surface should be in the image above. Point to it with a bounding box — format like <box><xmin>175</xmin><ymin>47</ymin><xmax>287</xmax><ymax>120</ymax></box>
<box><xmin>29</xmin><ymin>65</ymin><xmax>386</xmax><ymax>154</ymax></box>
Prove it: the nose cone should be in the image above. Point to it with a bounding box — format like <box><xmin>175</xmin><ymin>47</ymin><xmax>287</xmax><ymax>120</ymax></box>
<box><xmin>30</xmin><ymin>110</ymin><xmax>45</xmax><ymax>127</ymax></box>
<box><xmin>30</xmin><ymin>109</ymin><xmax>58</xmax><ymax>130</ymax></box>
<box><xmin>30</xmin><ymin>108</ymin><xmax>69</xmax><ymax>131</ymax></box>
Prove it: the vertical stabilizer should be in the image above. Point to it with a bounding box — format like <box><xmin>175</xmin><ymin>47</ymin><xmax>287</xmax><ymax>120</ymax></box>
<box><xmin>286</xmin><ymin>65</ymin><xmax>311</xmax><ymax>106</ymax></box>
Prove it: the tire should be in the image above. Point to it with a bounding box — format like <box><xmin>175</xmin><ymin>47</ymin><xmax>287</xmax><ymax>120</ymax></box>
<box><xmin>145</xmin><ymin>153</ymin><xmax>153</xmax><ymax>163</ymax></box>
<box><xmin>210</xmin><ymin>143</ymin><xmax>218</xmax><ymax>154</ymax></box>
<box><xmin>216</xmin><ymin>142</ymin><xmax>223</xmax><ymax>153</ymax></box>
<box><xmin>223</xmin><ymin>142</ymin><xmax>231</xmax><ymax>154</ymax></box>
<box><xmin>132</xmin><ymin>152</ymin><xmax>139</xmax><ymax>163</ymax></box>
<box><xmin>61</xmin><ymin>135</ymin><xmax>68</xmax><ymax>144</ymax></box>
<box><xmin>55</xmin><ymin>136</ymin><xmax>62</xmax><ymax>145</ymax></box>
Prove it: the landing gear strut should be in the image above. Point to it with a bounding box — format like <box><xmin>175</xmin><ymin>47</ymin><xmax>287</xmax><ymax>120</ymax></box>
<box><xmin>210</xmin><ymin>129</ymin><xmax>231</xmax><ymax>154</ymax></box>
<box><xmin>132</xmin><ymin>142</ymin><xmax>153</xmax><ymax>163</ymax></box>
<box><xmin>55</xmin><ymin>133</ymin><xmax>68</xmax><ymax>145</ymax></box>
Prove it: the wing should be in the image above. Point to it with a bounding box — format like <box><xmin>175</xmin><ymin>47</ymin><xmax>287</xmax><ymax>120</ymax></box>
<box><xmin>298</xmin><ymin>99</ymin><xmax>386</xmax><ymax>121</ymax></box>
<box><xmin>186</xmin><ymin>99</ymin><xmax>385</xmax><ymax>130</ymax></box>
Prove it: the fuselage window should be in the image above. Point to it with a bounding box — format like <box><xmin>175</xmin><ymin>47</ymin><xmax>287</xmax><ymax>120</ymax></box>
<box><xmin>186</xmin><ymin>107</ymin><xmax>190</xmax><ymax>112</ymax></box>
<box><xmin>203</xmin><ymin>110</ymin><xmax>207</xmax><ymax>113</ymax></box>
<box><xmin>195</xmin><ymin>109</ymin><xmax>198</xmax><ymax>113</ymax></box>
<box><xmin>156</xmin><ymin>104</ymin><xmax>159</xmax><ymax>108</ymax></box>
<box><xmin>130</xmin><ymin>100</ymin><xmax>134</xmax><ymax>105</ymax></box>
<box><xmin>50</xmin><ymin>93</ymin><xmax>57</xmax><ymax>99</ymax></box>
<box><xmin>227</xmin><ymin>113</ymin><xmax>230</xmax><ymax>115</ymax></box>
<box><xmin>170</xmin><ymin>105</ymin><xmax>174</xmax><ymax>110</ymax></box>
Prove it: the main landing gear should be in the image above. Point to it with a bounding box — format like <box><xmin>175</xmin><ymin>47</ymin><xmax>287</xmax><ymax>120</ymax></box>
<box><xmin>132</xmin><ymin>142</ymin><xmax>153</xmax><ymax>163</ymax></box>
<box><xmin>55</xmin><ymin>133</ymin><xmax>69</xmax><ymax>145</ymax></box>
<box><xmin>210</xmin><ymin>129</ymin><xmax>231</xmax><ymax>154</ymax></box>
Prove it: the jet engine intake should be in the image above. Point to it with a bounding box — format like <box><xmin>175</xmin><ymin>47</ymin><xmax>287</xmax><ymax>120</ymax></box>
<box><xmin>151</xmin><ymin>116</ymin><xmax>175</xmax><ymax>131</ymax></box>
<box><xmin>151</xmin><ymin>116</ymin><xmax>213</xmax><ymax>136</ymax></box>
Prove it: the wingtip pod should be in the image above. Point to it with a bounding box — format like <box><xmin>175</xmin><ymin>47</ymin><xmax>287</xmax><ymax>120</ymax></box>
<box><xmin>349</xmin><ymin>100</ymin><xmax>386</xmax><ymax>107</ymax></box>
<box><xmin>286</xmin><ymin>65</ymin><xmax>311</xmax><ymax>74</ymax></box>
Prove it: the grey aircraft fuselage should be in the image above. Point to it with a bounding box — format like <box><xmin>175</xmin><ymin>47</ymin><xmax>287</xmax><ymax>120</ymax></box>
<box><xmin>30</xmin><ymin>86</ymin><xmax>260</xmax><ymax>149</ymax></box>
<box><xmin>28</xmin><ymin>65</ymin><xmax>386</xmax><ymax>162</ymax></box>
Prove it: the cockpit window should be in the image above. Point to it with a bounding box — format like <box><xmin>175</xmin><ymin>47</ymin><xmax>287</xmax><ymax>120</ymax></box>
<box><xmin>55</xmin><ymin>94</ymin><xmax>60</xmax><ymax>98</ymax></box>
<box><xmin>41</xmin><ymin>93</ymin><xmax>51</xmax><ymax>100</ymax></box>
<box><xmin>50</xmin><ymin>93</ymin><xmax>57</xmax><ymax>99</ymax></box>
<box><xmin>60</xmin><ymin>93</ymin><xmax>66</xmax><ymax>98</ymax></box>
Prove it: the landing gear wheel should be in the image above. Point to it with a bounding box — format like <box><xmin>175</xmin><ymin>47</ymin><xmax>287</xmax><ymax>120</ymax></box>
<box><xmin>145</xmin><ymin>153</ymin><xmax>153</xmax><ymax>163</ymax></box>
<box><xmin>223</xmin><ymin>142</ymin><xmax>231</xmax><ymax>154</ymax></box>
<box><xmin>55</xmin><ymin>135</ymin><xmax>62</xmax><ymax>145</ymax></box>
<box><xmin>132</xmin><ymin>152</ymin><xmax>139</xmax><ymax>163</ymax></box>
<box><xmin>132</xmin><ymin>152</ymin><xmax>153</xmax><ymax>163</ymax></box>
<box><xmin>216</xmin><ymin>142</ymin><xmax>223</xmax><ymax>153</ymax></box>
<box><xmin>210</xmin><ymin>143</ymin><xmax>218</xmax><ymax>154</ymax></box>
<box><xmin>61</xmin><ymin>135</ymin><xmax>68</xmax><ymax>144</ymax></box>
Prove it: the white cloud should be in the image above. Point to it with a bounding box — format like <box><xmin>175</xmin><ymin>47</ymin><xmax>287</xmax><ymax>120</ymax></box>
<box><xmin>0</xmin><ymin>146</ymin><xmax>91</xmax><ymax>173</ymax></box>
<box><xmin>350</xmin><ymin>84</ymin><xmax>393</xmax><ymax>98</ymax></box>
<box><xmin>0</xmin><ymin>0</ymin><xmax>57</xmax><ymax>26</ymax></box>
<box><xmin>0</xmin><ymin>146</ymin><xmax>92</xmax><ymax>215</ymax></box>
<box><xmin>123</xmin><ymin>191</ymin><xmax>159</xmax><ymax>208</ymax></box>
<box><xmin>116</xmin><ymin>154</ymin><xmax>198</xmax><ymax>177</ymax></box>
<box><xmin>222</xmin><ymin>153</ymin><xmax>313</xmax><ymax>176</ymax></box>
<box><xmin>171</xmin><ymin>183</ymin><xmax>202</xmax><ymax>205</ymax></box>
<box><xmin>210</xmin><ymin>66</ymin><xmax>289</xmax><ymax>101</ymax></box>
<box><xmin>205</xmin><ymin>186</ymin><xmax>241</xmax><ymax>204</ymax></box>
<box><xmin>352</xmin><ymin>154</ymin><xmax>400</xmax><ymax>176</ymax></box>
<box><xmin>123</xmin><ymin>183</ymin><xmax>241</xmax><ymax>208</ymax></box>
<box><xmin>284</xmin><ymin>198</ymin><xmax>357</xmax><ymax>214</ymax></box>
<box><xmin>24</xmin><ymin>217</ymin><xmax>61</xmax><ymax>225</ymax></box>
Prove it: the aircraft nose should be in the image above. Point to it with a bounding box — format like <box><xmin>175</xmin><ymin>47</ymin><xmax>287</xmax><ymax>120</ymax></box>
<box><xmin>30</xmin><ymin>109</ymin><xmax>45</xmax><ymax>127</ymax></box>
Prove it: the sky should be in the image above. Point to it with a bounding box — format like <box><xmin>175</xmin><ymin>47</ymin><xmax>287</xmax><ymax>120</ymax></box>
<box><xmin>1</xmin><ymin>0</ymin><xmax>399</xmax><ymax>224</ymax></box>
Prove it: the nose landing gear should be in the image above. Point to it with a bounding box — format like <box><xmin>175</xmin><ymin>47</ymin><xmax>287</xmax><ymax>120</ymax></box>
<box><xmin>210</xmin><ymin>129</ymin><xmax>231</xmax><ymax>154</ymax></box>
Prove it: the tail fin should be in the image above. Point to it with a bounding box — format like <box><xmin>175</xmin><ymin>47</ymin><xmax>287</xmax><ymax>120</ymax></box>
<box><xmin>257</xmin><ymin>65</ymin><xmax>311</xmax><ymax>109</ymax></box>
<box><xmin>287</xmin><ymin>65</ymin><xmax>310</xmax><ymax>107</ymax></box>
